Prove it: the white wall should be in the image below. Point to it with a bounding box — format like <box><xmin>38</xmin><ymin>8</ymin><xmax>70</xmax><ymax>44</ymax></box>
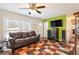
<box><xmin>0</xmin><ymin>9</ymin><xmax>43</xmax><ymax>41</ymax></box>
<box><xmin>0</xmin><ymin>9</ymin><xmax>42</xmax><ymax>23</ymax></box>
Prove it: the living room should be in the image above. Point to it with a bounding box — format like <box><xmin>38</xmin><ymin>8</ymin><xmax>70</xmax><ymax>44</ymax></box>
<box><xmin>0</xmin><ymin>3</ymin><xmax>79</xmax><ymax>55</ymax></box>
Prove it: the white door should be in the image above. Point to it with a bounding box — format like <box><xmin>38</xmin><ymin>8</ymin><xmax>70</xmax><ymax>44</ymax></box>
<box><xmin>44</xmin><ymin>22</ymin><xmax>48</xmax><ymax>37</ymax></box>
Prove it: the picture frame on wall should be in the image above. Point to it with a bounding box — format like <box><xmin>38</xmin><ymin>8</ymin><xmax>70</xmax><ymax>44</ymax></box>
<box><xmin>75</xmin><ymin>16</ymin><xmax>79</xmax><ymax>36</ymax></box>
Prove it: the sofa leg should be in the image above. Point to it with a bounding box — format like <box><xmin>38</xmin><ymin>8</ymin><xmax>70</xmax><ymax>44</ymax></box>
<box><xmin>12</xmin><ymin>49</ymin><xmax>14</xmax><ymax>55</ymax></box>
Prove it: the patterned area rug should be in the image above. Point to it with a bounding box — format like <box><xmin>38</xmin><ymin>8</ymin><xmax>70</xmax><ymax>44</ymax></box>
<box><xmin>15</xmin><ymin>40</ymin><xmax>74</xmax><ymax>55</ymax></box>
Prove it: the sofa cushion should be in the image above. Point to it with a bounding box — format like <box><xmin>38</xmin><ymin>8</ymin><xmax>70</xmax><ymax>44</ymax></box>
<box><xmin>25</xmin><ymin>37</ymin><xmax>31</xmax><ymax>40</ymax></box>
<box><xmin>29</xmin><ymin>31</ymin><xmax>36</xmax><ymax>36</ymax></box>
<box><xmin>9</xmin><ymin>32</ymin><xmax>22</xmax><ymax>39</ymax></box>
<box><xmin>30</xmin><ymin>36</ymin><xmax>39</xmax><ymax>40</ymax></box>
<box><xmin>25</xmin><ymin>37</ymin><xmax>37</xmax><ymax>44</ymax></box>
<box><xmin>22</xmin><ymin>32</ymin><xmax>30</xmax><ymax>38</ymax></box>
<box><xmin>30</xmin><ymin>36</ymin><xmax>37</xmax><ymax>38</ymax></box>
<box><xmin>15</xmin><ymin>38</ymin><xmax>28</xmax><ymax>44</ymax></box>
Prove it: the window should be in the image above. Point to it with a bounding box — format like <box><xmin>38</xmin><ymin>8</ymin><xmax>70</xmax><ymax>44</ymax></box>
<box><xmin>4</xmin><ymin>19</ymin><xmax>21</xmax><ymax>39</ymax></box>
<box><xmin>4</xmin><ymin>19</ymin><xmax>31</xmax><ymax>39</ymax></box>
<box><xmin>4</xmin><ymin>18</ymin><xmax>43</xmax><ymax>39</ymax></box>
<box><xmin>22</xmin><ymin>21</ymin><xmax>31</xmax><ymax>32</ymax></box>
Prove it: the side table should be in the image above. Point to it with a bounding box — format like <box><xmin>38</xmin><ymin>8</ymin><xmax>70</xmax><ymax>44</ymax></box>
<box><xmin>0</xmin><ymin>41</ymin><xmax>8</xmax><ymax>52</ymax></box>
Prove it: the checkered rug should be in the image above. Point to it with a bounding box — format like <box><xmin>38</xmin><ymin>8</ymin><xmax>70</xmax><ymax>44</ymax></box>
<box><xmin>15</xmin><ymin>40</ymin><xmax>74</xmax><ymax>55</ymax></box>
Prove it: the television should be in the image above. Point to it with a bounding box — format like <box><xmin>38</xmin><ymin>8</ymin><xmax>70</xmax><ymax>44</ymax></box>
<box><xmin>50</xmin><ymin>20</ymin><xmax>62</xmax><ymax>27</ymax></box>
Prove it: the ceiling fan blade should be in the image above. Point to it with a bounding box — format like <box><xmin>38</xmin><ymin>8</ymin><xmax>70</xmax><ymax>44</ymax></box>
<box><xmin>19</xmin><ymin>8</ymin><xmax>30</xmax><ymax>9</ymax></box>
<box><xmin>36</xmin><ymin>10</ymin><xmax>41</xmax><ymax>14</ymax></box>
<box><xmin>36</xmin><ymin>6</ymin><xmax>45</xmax><ymax>9</ymax></box>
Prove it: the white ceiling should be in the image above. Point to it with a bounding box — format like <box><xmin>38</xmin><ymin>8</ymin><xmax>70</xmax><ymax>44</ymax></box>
<box><xmin>0</xmin><ymin>3</ymin><xmax>79</xmax><ymax>19</ymax></box>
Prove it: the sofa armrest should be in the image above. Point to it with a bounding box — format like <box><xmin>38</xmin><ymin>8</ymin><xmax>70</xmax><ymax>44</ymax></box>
<box><xmin>37</xmin><ymin>34</ymin><xmax>40</xmax><ymax>37</ymax></box>
<box><xmin>36</xmin><ymin>34</ymin><xmax>40</xmax><ymax>41</ymax></box>
<box><xmin>9</xmin><ymin>38</ymin><xmax>15</xmax><ymax>49</ymax></box>
<box><xmin>8</xmin><ymin>37</ymin><xmax>14</xmax><ymax>39</ymax></box>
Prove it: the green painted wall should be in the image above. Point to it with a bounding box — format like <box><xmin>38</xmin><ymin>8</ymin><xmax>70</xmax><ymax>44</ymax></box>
<box><xmin>43</xmin><ymin>15</ymin><xmax>66</xmax><ymax>41</ymax></box>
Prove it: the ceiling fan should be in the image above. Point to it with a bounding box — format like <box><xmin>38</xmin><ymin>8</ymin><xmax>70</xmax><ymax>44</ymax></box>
<box><xmin>19</xmin><ymin>3</ymin><xmax>45</xmax><ymax>14</ymax></box>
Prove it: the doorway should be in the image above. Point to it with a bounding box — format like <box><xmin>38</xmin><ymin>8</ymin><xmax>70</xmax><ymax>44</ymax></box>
<box><xmin>44</xmin><ymin>22</ymin><xmax>48</xmax><ymax>39</ymax></box>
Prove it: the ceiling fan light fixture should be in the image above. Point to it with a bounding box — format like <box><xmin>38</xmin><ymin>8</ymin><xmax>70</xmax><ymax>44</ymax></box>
<box><xmin>28</xmin><ymin>11</ymin><xmax>31</xmax><ymax>15</ymax></box>
<box><xmin>19</xmin><ymin>3</ymin><xmax>45</xmax><ymax>14</ymax></box>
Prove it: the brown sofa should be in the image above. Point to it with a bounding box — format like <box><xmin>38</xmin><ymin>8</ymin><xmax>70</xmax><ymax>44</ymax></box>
<box><xmin>9</xmin><ymin>31</ymin><xmax>40</xmax><ymax>54</ymax></box>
